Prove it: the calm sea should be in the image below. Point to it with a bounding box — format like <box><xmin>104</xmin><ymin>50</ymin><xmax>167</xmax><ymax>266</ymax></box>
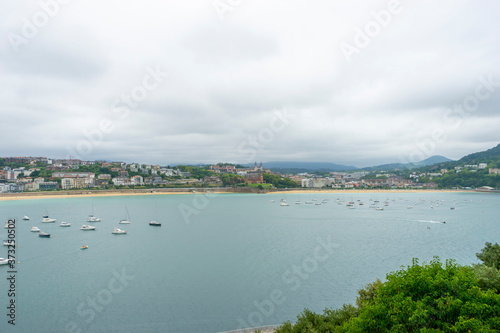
<box><xmin>0</xmin><ymin>192</ymin><xmax>498</xmax><ymax>333</ymax></box>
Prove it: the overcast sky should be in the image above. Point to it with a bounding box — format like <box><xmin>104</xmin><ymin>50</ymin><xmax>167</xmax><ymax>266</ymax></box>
<box><xmin>1</xmin><ymin>0</ymin><xmax>499</xmax><ymax>167</ymax></box>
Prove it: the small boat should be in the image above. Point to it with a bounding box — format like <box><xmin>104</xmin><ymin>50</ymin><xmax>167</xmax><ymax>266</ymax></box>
<box><xmin>60</xmin><ymin>222</ymin><xmax>71</xmax><ymax>227</ymax></box>
<box><xmin>269</xmin><ymin>200</ymin><xmax>275</xmax><ymax>203</ymax></box>
<box><xmin>0</xmin><ymin>258</ymin><xmax>10</xmax><ymax>265</ymax></box>
<box><xmin>81</xmin><ymin>245</ymin><xmax>88</xmax><ymax>250</ymax></box>
<box><xmin>149</xmin><ymin>221</ymin><xmax>161</xmax><ymax>226</ymax></box>
<box><xmin>450</xmin><ymin>207</ymin><xmax>455</xmax><ymax>210</ymax></box>
<box><xmin>39</xmin><ymin>232</ymin><xmax>51</xmax><ymax>238</ymax></box>
<box><xmin>295</xmin><ymin>201</ymin><xmax>302</xmax><ymax>205</ymax></box>
<box><xmin>80</xmin><ymin>225</ymin><xmax>96</xmax><ymax>231</ymax></box>
<box><xmin>112</xmin><ymin>228</ymin><xmax>127</xmax><ymax>234</ymax></box>
<box><xmin>407</xmin><ymin>206</ymin><xmax>413</xmax><ymax>209</ymax></box>
<box><xmin>3</xmin><ymin>240</ymin><xmax>13</xmax><ymax>246</ymax></box>
<box><xmin>280</xmin><ymin>202</ymin><xmax>289</xmax><ymax>206</ymax></box>
<box><xmin>23</xmin><ymin>216</ymin><xmax>30</xmax><ymax>220</ymax></box>
<box><xmin>41</xmin><ymin>215</ymin><xmax>56</xmax><ymax>223</ymax></box>
<box><xmin>441</xmin><ymin>221</ymin><xmax>446</xmax><ymax>224</ymax></box>
<box><xmin>427</xmin><ymin>226</ymin><xmax>431</xmax><ymax>229</ymax></box>
<box><xmin>375</xmin><ymin>206</ymin><xmax>384</xmax><ymax>211</ymax></box>
<box><xmin>119</xmin><ymin>219</ymin><xmax>131</xmax><ymax>224</ymax></box>
<box><xmin>30</xmin><ymin>226</ymin><xmax>41</xmax><ymax>232</ymax></box>
<box><xmin>4</xmin><ymin>222</ymin><xmax>10</xmax><ymax>229</ymax></box>
<box><xmin>315</xmin><ymin>203</ymin><xmax>322</xmax><ymax>206</ymax></box>
<box><xmin>86</xmin><ymin>215</ymin><xmax>101</xmax><ymax>222</ymax></box>
<box><xmin>305</xmin><ymin>201</ymin><xmax>313</xmax><ymax>204</ymax></box>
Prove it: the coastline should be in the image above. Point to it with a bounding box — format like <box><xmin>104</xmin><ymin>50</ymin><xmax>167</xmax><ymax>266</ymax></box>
<box><xmin>0</xmin><ymin>188</ymin><xmax>471</xmax><ymax>201</ymax></box>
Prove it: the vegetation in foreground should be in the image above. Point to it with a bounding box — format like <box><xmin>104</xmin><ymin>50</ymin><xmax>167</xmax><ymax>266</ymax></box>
<box><xmin>276</xmin><ymin>241</ymin><xmax>500</xmax><ymax>332</ymax></box>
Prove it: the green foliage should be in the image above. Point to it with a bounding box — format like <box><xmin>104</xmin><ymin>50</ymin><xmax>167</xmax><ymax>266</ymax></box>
<box><xmin>355</xmin><ymin>278</ymin><xmax>382</xmax><ymax>310</ymax></box>
<box><xmin>432</xmin><ymin>169</ymin><xmax>500</xmax><ymax>188</ymax></box>
<box><xmin>263</xmin><ymin>173</ymin><xmax>298</xmax><ymax>188</ymax></box>
<box><xmin>477</xmin><ymin>242</ymin><xmax>500</xmax><ymax>269</ymax></box>
<box><xmin>220</xmin><ymin>173</ymin><xmax>245</xmax><ymax>186</ymax></box>
<box><xmin>276</xmin><ymin>305</ymin><xmax>357</xmax><ymax>333</ymax></box>
<box><xmin>176</xmin><ymin>165</ymin><xmax>215</xmax><ymax>179</ymax></box>
<box><xmin>277</xmin><ymin>257</ymin><xmax>500</xmax><ymax>332</ymax></box>
<box><xmin>473</xmin><ymin>264</ymin><xmax>500</xmax><ymax>292</ymax></box>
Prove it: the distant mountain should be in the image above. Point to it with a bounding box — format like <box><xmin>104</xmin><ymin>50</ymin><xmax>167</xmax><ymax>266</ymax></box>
<box><xmin>457</xmin><ymin>143</ymin><xmax>500</xmax><ymax>164</ymax></box>
<box><xmin>420</xmin><ymin>155</ymin><xmax>454</xmax><ymax>165</ymax></box>
<box><xmin>413</xmin><ymin>143</ymin><xmax>500</xmax><ymax>172</ymax></box>
<box><xmin>362</xmin><ymin>155</ymin><xmax>453</xmax><ymax>172</ymax></box>
<box><xmin>262</xmin><ymin>161</ymin><xmax>357</xmax><ymax>172</ymax></box>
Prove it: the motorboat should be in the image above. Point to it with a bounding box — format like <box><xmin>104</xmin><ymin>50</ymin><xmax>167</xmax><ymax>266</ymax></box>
<box><xmin>23</xmin><ymin>216</ymin><xmax>30</xmax><ymax>220</ymax></box>
<box><xmin>86</xmin><ymin>215</ymin><xmax>101</xmax><ymax>222</ymax></box>
<box><xmin>41</xmin><ymin>215</ymin><xmax>56</xmax><ymax>223</ymax></box>
<box><xmin>60</xmin><ymin>222</ymin><xmax>71</xmax><ymax>227</ymax></box>
<box><xmin>149</xmin><ymin>221</ymin><xmax>161</xmax><ymax>226</ymax></box>
<box><xmin>3</xmin><ymin>240</ymin><xmax>13</xmax><ymax>246</ymax></box>
<box><xmin>81</xmin><ymin>245</ymin><xmax>88</xmax><ymax>250</ymax></box>
<box><xmin>80</xmin><ymin>225</ymin><xmax>96</xmax><ymax>231</ymax></box>
<box><xmin>280</xmin><ymin>201</ymin><xmax>289</xmax><ymax>206</ymax></box>
<box><xmin>0</xmin><ymin>258</ymin><xmax>10</xmax><ymax>265</ymax></box>
<box><xmin>375</xmin><ymin>206</ymin><xmax>384</xmax><ymax>211</ymax></box>
<box><xmin>112</xmin><ymin>228</ymin><xmax>127</xmax><ymax>234</ymax></box>
<box><xmin>38</xmin><ymin>232</ymin><xmax>51</xmax><ymax>238</ymax></box>
<box><xmin>30</xmin><ymin>226</ymin><xmax>41</xmax><ymax>232</ymax></box>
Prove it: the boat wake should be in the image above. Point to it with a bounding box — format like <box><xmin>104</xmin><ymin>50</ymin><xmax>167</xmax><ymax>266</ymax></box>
<box><xmin>416</xmin><ymin>219</ymin><xmax>444</xmax><ymax>224</ymax></box>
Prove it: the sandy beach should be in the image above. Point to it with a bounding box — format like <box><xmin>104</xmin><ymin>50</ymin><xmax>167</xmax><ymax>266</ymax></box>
<box><xmin>0</xmin><ymin>188</ymin><xmax>470</xmax><ymax>201</ymax></box>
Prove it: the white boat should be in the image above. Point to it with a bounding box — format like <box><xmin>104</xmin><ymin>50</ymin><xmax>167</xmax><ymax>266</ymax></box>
<box><xmin>269</xmin><ymin>200</ymin><xmax>275</xmax><ymax>203</ymax></box>
<box><xmin>80</xmin><ymin>225</ymin><xmax>96</xmax><ymax>231</ymax></box>
<box><xmin>87</xmin><ymin>203</ymin><xmax>101</xmax><ymax>222</ymax></box>
<box><xmin>407</xmin><ymin>206</ymin><xmax>413</xmax><ymax>209</ymax></box>
<box><xmin>30</xmin><ymin>226</ymin><xmax>41</xmax><ymax>232</ymax></box>
<box><xmin>119</xmin><ymin>207</ymin><xmax>132</xmax><ymax>224</ymax></box>
<box><xmin>4</xmin><ymin>222</ymin><xmax>10</xmax><ymax>229</ymax></box>
<box><xmin>375</xmin><ymin>206</ymin><xmax>384</xmax><ymax>211</ymax></box>
<box><xmin>60</xmin><ymin>222</ymin><xmax>71</xmax><ymax>227</ymax></box>
<box><xmin>23</xmin><ymin>216</ymin><xmax>30</xmax><ymax>220</ymax></box>
<box><xmin>3</xmin><ymin>240</ymin><xmax>13</xmax><ymax>246</ymax></box>
<box><xmin>112</xmin><ymin>228</ymin><xmax>127</xmax><ymax>234</ymax></box>
<box><xmin>86</xmin><ymin>215</ymin><xmax>101</xmax><ymax>222</ymax></box>
<box><xmin>305</xmin><ymin>201</ymin><xmax>313</xmax><ymax>204</ymax></box>
<box><xmin>41</xmin><ymin>215</ymin><xmax>56</xmax><ymax>223</ymax></box>
<box><xmin>149</xmin><ymin>221</ymin><xmax>161</xmax><ymax>226</ymax></box>
<box><xmin>295</xmin><ymin>201</ymin><xmax>302</xmax><ymax>205</ymax></box>
<box><xmin>0</xmin><ymin>258</ymin><xmax>10</xmax><ymax>265</ymax></box>
<box><xmin>280</xmin><ymin>202</ymin><xmax>289</xmax><ymax>206</ymax></box>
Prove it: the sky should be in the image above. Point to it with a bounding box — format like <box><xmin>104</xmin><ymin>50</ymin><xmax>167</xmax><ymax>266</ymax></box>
<box><xmin>1</xmin><ymin>0</ymin><xmax>499</xmax><ymax>167</ymax></box>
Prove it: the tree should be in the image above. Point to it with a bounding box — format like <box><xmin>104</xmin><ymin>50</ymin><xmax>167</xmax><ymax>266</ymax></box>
<box><xmin>276</xmin><ymin>257</ymin><xmax>500</xmax><ymax>332</ymax></box>
<box><xmin>477</xmin><ymin>242</ymin><xmax>500</xmax><ymax>269</ymax></box>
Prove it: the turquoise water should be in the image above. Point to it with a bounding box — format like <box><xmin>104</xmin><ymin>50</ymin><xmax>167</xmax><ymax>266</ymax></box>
<box><xmin>0</xmin><ymin>192</ymin><xmax>498</xmax><ymax>333</ymax></box>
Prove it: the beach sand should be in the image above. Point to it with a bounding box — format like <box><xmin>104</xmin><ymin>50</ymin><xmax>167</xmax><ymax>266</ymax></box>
<box><xmin>0</xmin><ymin>188</ymin><xmax>469</xmax><ymax>201</ymax></box>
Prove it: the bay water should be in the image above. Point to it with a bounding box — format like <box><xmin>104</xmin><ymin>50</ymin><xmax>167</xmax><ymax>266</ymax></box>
<box><xmin>0</xmin><ymin>192</ymin><xmax>498</xmax><ymax>332</ymax></box>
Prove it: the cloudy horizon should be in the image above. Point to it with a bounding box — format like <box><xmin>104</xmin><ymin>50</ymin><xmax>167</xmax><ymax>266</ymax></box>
<box><xmin>1</xmin><ymin>0</ymin><xmax>499</xmax><ymax>168</ymax></box>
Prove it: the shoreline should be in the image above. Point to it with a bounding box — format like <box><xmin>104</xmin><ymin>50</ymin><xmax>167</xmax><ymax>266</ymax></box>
<box><xmin>0</xmin><ymin>188</ymin><xmax>472</xmax><ymax>201</ymax></box>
